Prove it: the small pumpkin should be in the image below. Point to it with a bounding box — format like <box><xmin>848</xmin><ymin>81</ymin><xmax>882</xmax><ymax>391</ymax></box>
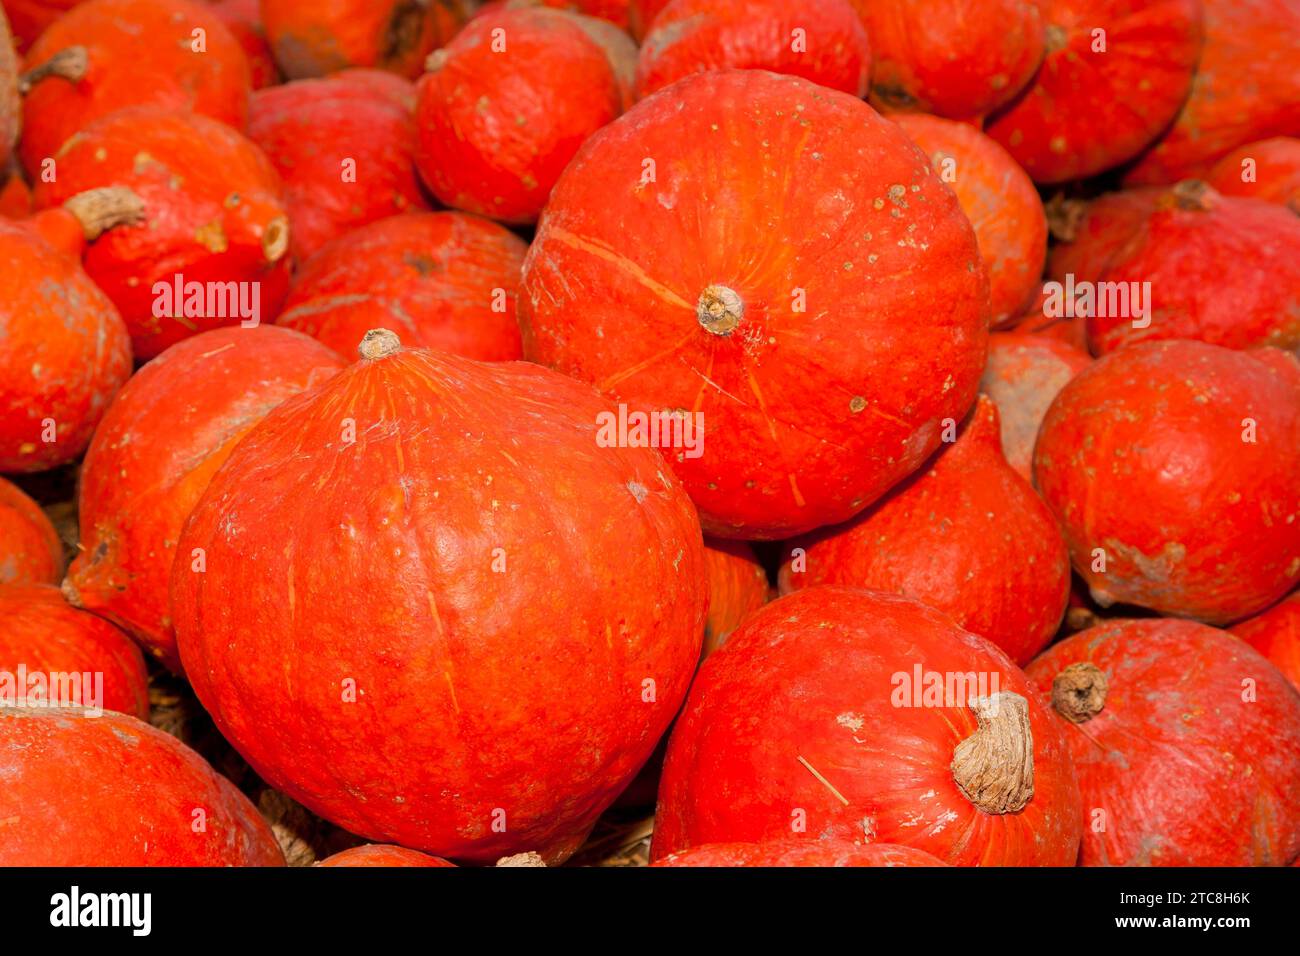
<box><xmin>0</xmin><ymin>707</ymin><xmax>285</xmax><ymax>865</ymax></box>
<box><xmin>652</xmin><ymin>840</ymin><xmax>948</xmax><ymax>867</ymax></box>
<box><xmin>316</xmin><ymin>845</ymin><xmax>456</xmax><ymax>867</ymax></box>
<box><xmin>414</xmin><ymin>7</ymin><xmax>634</xmax><ymax>225</ymax></box>
<box><xmin>172</xmin><ymin>329</ymin><xmax>708</xmax><ymax>864</ymax></box>
<box><xmin>260</xmin><ymin>0</ymin><xmax>472</xmax><ymax>80</ymax></box>
<box><xmin>652</xmin><ymin>587</ymin><xmax>1083</xmax><ymax>865</ymax></box>
<box><xmin>779</xmin><ymin>397</ymin><xmax>1070</xmax><ymax>666</ymax></box>
<box><xmin>1230</xmin><ymin>592</ymin><xmax>1300</xmax><ymax>693</ymax></box>
<box><xmin>979</xmin><ymin>330</ymin><xmax>1091</xmax><ymax>481</ymax></box>
<box><xmin>1026</xmin><ymin>618</ymin><xmax>1300</xmax><ymax>866</ymax></box>
<box><xmin>32</xmin><ymin>107</ymin><xmax>291</xmax><ymax>359</ymax></box>
<box><xmin>0</xmin><ymin>191</ymin><xmax>135</xmax><ymax>472</ymax></box>
<box><xmin>521</xmin><ymin>70</ymin><xmax>989</xmax><ymax>539</ymax></box>
<box><xmin>701</xmin><ymin>537</ymin><xmax>769</xmax><ymax>657</ymax></box>
<box><xmin>0</xmin><ymin>477</ymin><xmax>63</xmax><ymax>585</ymax></box>
<box><xmin>275</xmin><ymin>212</ymin><xmax>528</xmax><ymax>362</ymax></box>
<box><xmin>0</xmin><ymin>584</ymin><xmax>148</xmax><ymax>717</ymax></box>
<box><xmin>636</xmin><ymin>0</ymin><xmax>871</xmax><ymax>100</ymax></box>
<box><xmin>1204</xmin><ymin>137</ymin><xmax>1300</xmax><ymax>214</ymax></box>
<box><xmin>207</xmin><ymin>0</ymin><xmax>279</xmax><ymax>89</ymax></box>
<box><xmin>985</xmin><ymin>0</ymin><xmax>1204</xmax><ymax>184</ymax></box>
<box><xmin>17</xmin><ymin>0</ymin><xmax>251</xmax><ymax>176</ymax></box>
<box><xmin>1034</xmin><ymin>340</ymin><xmax>1300</xmax><ymax>623</ymax></box>
<box><xmin>848</xmin><ymin>0</ymin><xmax>1045</xmax><ymax>122</ymax></box>
<box><xmin>1123</xmin><ymin>0</ymin><xmax>1300</xmax><ymax>185</ymax></box>
<box><xmin>247</xmin><ymin>71</ymin><xmax>427</xmax><ymax>263</ymax></box>
<box><xmin>895</xmin><ymin>113</ymin><xmax>1047</xmax><ymax>327</ymax></box>
<box><xmin>64</xmin><ymin>326</ymin><xmax>345</xmax><ymax>672</ymax></box>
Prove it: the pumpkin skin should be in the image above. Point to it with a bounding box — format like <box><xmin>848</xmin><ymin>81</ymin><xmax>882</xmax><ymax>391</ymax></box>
<box><xmin>652</xmin><ymin>587</ymin><xmax>1083</xmax><ymax>865</ymax></box>
<box><xmin>1034</xmin><ymin>341</ymin><xmax>1300</xmax><ymax>623</ymax></box>
<box><xmin>18</xmin><ymin>0</ymin><xmax>252</xmax><ymax>176</ymax></box>
<box><xmin>172</xmin><ymin>331</ymin><xmax>708</xmax><ymax>864</ymax></box>
<box><xmin>985</xmin><ymin>0</ymin><xmax>1204</xmax><ymax>184</ymax></box>
<box><xmin>317</xmin><ymin>845</ymin><xmax>456</xmax><ymax>867</ymax></box>
<box><xmin>0</xmin><ymin>584</ymin><xmax>148</xmax><ymax>717</ymax></box>
<box><xmin>260</xmin><ymin>0</ymin><xmax>471</xmax><ymax>80</ymax></box>
<box><xmin>652</xmin><ymin>840</ymin><xmax>948</xmax><ymax>867</ymax></box>
<box><xmin>521</xmin><ymin>71</ymin><xmax>989</xmax><ymax>539</ymax></box>
<box><xmin>414</xmin><ymin>7</ymin><xmax>632</xmax><ymax>225</ymax></box>
<box><xmin>208</xmin><ymin>0</ymin><xmax>280</xmax><ymax>89</ymax></box>
<box><xmin>1204</xmin><ymin>137</ymin><xmax>1300</xmax><ymax>214</ymax></box>
<box><xmin>778</xmin><ymin>397</ymin><xmax>1070</xmax><ymax>666</ymax></box>
<box><xmin>32</xmin><ymin>107</ymin><xmax>291</xmax><ymax>359</ymax></box>
<box><xmin>2</xmin><ymin>0</ymin><xmax>82</xmax><ymax>52</ymax></box>
<box><xmin>0</xmin><ymin>216</ymin><xmax>132</xmax><ymax>473</ymax></box>
<box><xmin>627</xmin><ymin>0</ymin><xmax>669</xmax><ymax>38</ymax></box>
<box><xmin>1230</xmin><ymin>592</ymin><xmax>1300</xmax><ymax>693</ymax></box>
<box><xmin>848</xmin><ymin>0</ymin><xmax>1045</xmax><ymax>122</ymax></box>
<box><xmin>64</xmin><ymin>326</ymin><xmax>345</xmax><ymax>672</ymax></box>
<box><xmin>522</xmin><ymin>0</ymin><xmax>631</xmax><ymax>30</ymax></box>
<box><xmin>0</xmin><ymin>707</ymin><xmax>285</xmax><ymax>866</ymax></box>
<box><xmin>635</xmin><ymin>0</ymin><xmax>871</xmax><ymax>100</ymax></box>
<box><xmin>979</xmin><ymin>331</ymin><xmax>1090</xmax><ymax>481</ymax></box>
<box><xmin>701</xmin><ymin>538</ymin><xmax>769</xmax><ymax>658</ymax></box>
<box><xmin>894</xmin><ymin>113</ymin><xmax>1047</xmax><ymax>327</ymax></box>
<box><xmin>1123</xmin><ymin>0</ymin><xmax>1300</xmax><ymax>185</ymax></box>
<box><xmin>0</xmin><ymin>478</ymin><xmax>62</xmax><ymax>585</ymax></box>
<box><xmin>1044</xmin><ymin>187</ymin><xmax>1160</xmax><ymax>287</ymax></box>
<box><xmin>247</xmin><ymin>71</ymin><xmax>428</xmax><ymax>263</ymax></box>
<box><xmin>1026</xmin><ymin>619</ymin><xmax>1300</xmax><ymax>866</ymax></box>
<box><xmin>0</xmin><ymin>8</ymin><xmax>18</xmax><ymax>171</ymax></box>
<box><xmin>275</xmin><ymin>212</ymin><xmax>528</xmax><ymax>362</ymax></box>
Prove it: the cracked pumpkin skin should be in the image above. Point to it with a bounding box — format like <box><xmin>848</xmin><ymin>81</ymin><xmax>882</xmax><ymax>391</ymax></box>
<box><xmin>172</xmin><ymin>332</ymin><xmax>708</xmax><ymax>864</ymax></box>
<box><xmin>18</xmin><ymin>0</ymin><xmax>251</xmax><ymax>177</ymax></box>
<box><xmin>652</xmin><ymin>587</ymin><xmax>1083</xmax><ymax>866</ymax></box>
<box><xmin>33</xmin><ymin>107</ymin><xmax>291</xmax><ymax>360</ymax></box>
<box><xmin>0</xmin><ymin>478</ymin><xmax>63</xmax><ymax>585</ymax></box>
<box><xmin>521</xmin><ymin>70</ymin><xmax>989</xmax><ymax>539</ymax></box>
<box><xmin>1033</xmin><ymin>340</ymin><xmax>1300</xmax><ymax>623</ymax></box>
<box><xmin>0</xmin><ymin>708</ymin><xmax>285</xmax><ymax>866</ymax></box>
<box><xmin>1026</xmin><ymin>618</ymin><xmax>1300</xmax><ymax>866</ymax></box>
<box><xmin>65</xmin><ymin>326</ymin><xmax>345</xmax><ymax>672</ymax></box>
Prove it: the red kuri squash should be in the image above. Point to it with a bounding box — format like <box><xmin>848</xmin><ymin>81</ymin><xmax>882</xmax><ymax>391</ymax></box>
<box><xmin>1230</xmin><ymin>592</ymin><xmax>1300</xmax><ymax>693</ymax></box>
<box><xmin>0</xmin><ymin>478</ymin><xmax>62</xmax><ymax>585</ymax></box>
<box><xmin>701</xmin><ymin>538</ymin><xmax>769</xmax><ymax>657</ymax></box>
<box><xmin>316</xmin><ymin>845</ymin><xmax>456</xmax><ymax>867</ymax></box>
<box><xmin>207</xmin><ymin>0</ymin><xmax>279</xmax><ymax>89</ymax></box>
<box><xmin>521</xmin><ymin>70</ymin><xmax>989</xmax><ymax>539</ymax></box>
<box><xmin>1034</xmin><ymin>341</ymin><xmax>1300</xmax><ymax>623</ymax></box>
<box><xmin>18</xmin><ymin>0</ymin><xmax>252</xmax><ymax>175</ymax></box>
<box><xmin>0</xmin><ymin>583</ymin><xmax>148</xmax><ymax>717</ymax></box>
<box><xmin>64</xmin><ymin>326</ymin><xmax>345</xmax><ymax>672</ymax></box>
<box><xmin>32</xmin><ymin>107</ymin><xmax>291</xmax><ymax>359</ymax></box>
<box><xmin>652</xmin><ymin>587</ymin><xmax>1083</xmax><ymax>865</ymax></box>
<box><xmin>275</xmin><ymin>212</ymin><xmax>528</xmax><ymax>362</ymax></box>
<box><xmin>172</xmin><ymin>329</ymin><xmax>708</xmax><ymax>864</ymax></box>
<box><xmin>635</xmin><ymin>0</ymin><xmax>871</xmax><ymax>100</ymax></box>
<box><xmin>779</xmin><ymin>396</ymin><xmax>1070</xmax><ymax>666</ymax></box>
<box><xmin>652</xmin><ymin>840</ymin><xmax>948</xmax><ymax>867</ymax></box>
<box><xmin>1204</xmin><ymin>137</ymin><xmax>1300</xmax><ymax>214</ymax></box>
<box><xmin>0</xmin><ymin>707</ymin><xmax>285</xmax><ymax>865</ymax></box>
<box><xmin>1027</xmin><ymin>619</ymin><xmax>1300</xmax><ymax>866</ymax></box>
<box><xmin>985</xmin><ymin>0</ymin><xmax>1203</xmax><ymax>184</ymax></box>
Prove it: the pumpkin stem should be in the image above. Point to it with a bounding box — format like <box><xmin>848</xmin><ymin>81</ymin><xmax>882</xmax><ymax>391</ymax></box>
<box><xmin>1044</xmin><ymin>23</ymin><xmax>1070</xmax><ymax>54</ymax></box>
<box><xmin>496</xmin><ymin>851</ymin><xmax>546</xmax><ymax>867</ymax></box>
<box><xmin>359</xmin><ymin>328</ymin><xmax>404</xmax><ymax>361</ymax></box>
<box><xmin>1044</xmin><ymin>192</ymin><xmax>1087</xmax><ymax>243</ymax></box>
<box><xmin>60</xmin><ymin>577</ymin><xmax>84</xmax><ymax>609</ymax></box>
<box><xmin>18</xmin><ymin>46</ymin><xmax>89</xmax><ymax>94</ymax></box>
<box><xmin>951</xmin><ymin>692</ymin><xmax>1034</xmax><ymax>814</ymax></box>
<box><xmin>1051</xmin><ymin>661</ymin><xmax>1108</xmax><ymax>723</ymax></box>
<box><xmin>1166</xmin><ymin>179</ymin><xmax>1216</xmax><ymax>212</ymax></box>
<box><xmin>261</xmin><ymin>217</ymin><xmax>290</xmax><ymax>263</ymax></box>
<box><xmin>62</xmin><ymin>186</ymin><xmax>146</xmax><ymax>240</ymax></box>
<box><xmin>696</xmin><ymin>285</ymin><xmax>744</xmax><ymax>336</ymax></box>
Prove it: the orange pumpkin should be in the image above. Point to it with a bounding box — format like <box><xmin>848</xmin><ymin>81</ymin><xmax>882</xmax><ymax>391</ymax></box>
<box><xmin>0</xmin><ymin>478</ymin><xmax>62</xmax><ymax>586</ymax></box>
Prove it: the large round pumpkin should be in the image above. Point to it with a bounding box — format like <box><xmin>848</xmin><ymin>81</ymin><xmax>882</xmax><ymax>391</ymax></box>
<box><xmin>64</xmin><ymin>326</ymin><xmax>345</xmax><ymax>672</ymax></box>
<box><xmin>1034</xmin><ymin>341</ymin><xmax>1300</xmax><ymax>623</ymax></box>
<box><xmin>0</xmin><ymin>477</ymin><xmax>63</xmax><ymax>585</ymax></box>
<box><xmin>275</xmin><ymin>212</ymin><xmax>528</xmax><ymax>362</ymax></box>
<box><xmin>246</xmin><ymin>70</ymin><xmax>427</xmax><ymax>263</ymax></box>
<box><xmin>32</xmin><ymin>107</ymin><xmax>291</xmax><ymax>359</ymax></box>
<box><xmin>0</xmin><ymin>584</ymin><xmax>148</xmax><ymax>717</ymax></box>
<box><xmin>521</xmin><ymin>70</ymin><xmax>989</xmax><ymax>539</ymax></box>
<box><xmin>18</xmin><ymin>0</ymin><xmax>251</xmax><ymax>175</ymax></box>
<box><xmin>653</xmin><ymin>840</ymin><xmax>947</xmax><ymax>867</ymax></box>
<box><xmin>985</xmin><ymin>0</ymin><xmax>1204</xmax><ymax>184</ymax></box>
<box><xmin>779</xmin><ymin>396</ymin><xmax>1069</xmax><ymax>666</ymax></box>
<box><xmin>1204</xmin><ymin>137</ymin><xmax>1300</xmax><ymax>214</ymax></box>
<box><xmin>0</xmin><ymin>707</ymin><xmax>285</xmax><ymax>865</ymax></box>
<box><xmin>1230</xmin><ymin>592</ymin><xmax>1300</xmax><ymax>693</ymax></box>
<box><xmin>172</xmin><ymin>329</ymin><xmax>708</xmax><ymax>864</ymax></box>
<box><xmin>652</xmin><ymin>587</ymin><xmax>1083</xmax><ymax>865</ymax></box>
<box><xmin>1026</xmin><ymin>618</ymin><xmax>1300</xmax><ymax>866</ymax></box>
<box><xmin>636</xmin><ymin>0</ymin><xmax>871</xmax><ymax>100</ymax></box>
